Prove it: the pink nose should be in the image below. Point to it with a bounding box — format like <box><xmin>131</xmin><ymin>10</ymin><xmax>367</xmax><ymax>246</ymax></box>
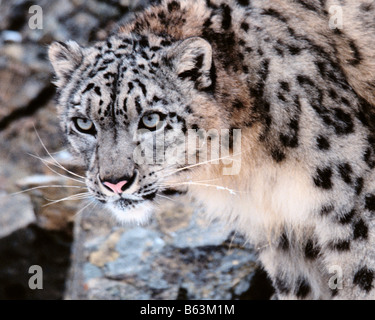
<box><xmin>103</xmin><ymin>180</ymin><xmax>128</xmax><ymax>194</ymax></box>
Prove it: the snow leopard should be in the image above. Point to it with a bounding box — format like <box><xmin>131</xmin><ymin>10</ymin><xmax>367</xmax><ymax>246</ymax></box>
<box><xmin>48</xmin><ymin>0</ymin><xmax>375</xmax><ymax>299</ymax></box>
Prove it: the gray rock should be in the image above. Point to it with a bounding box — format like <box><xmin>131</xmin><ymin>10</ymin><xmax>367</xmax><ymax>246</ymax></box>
<box><xmin>171</xmin><ymin>209</ymin><xmax>232</xmax><ymax>248</ymax></box>
<box><xmin>16</xmin><ymin>174</ymin><xmax>85</xmax><ymax>234</ymax></box>
<box><xmin>1</xmin><ymin>30</ymin><xmax>22</xmax><ymax>43</ymax></box>
<box><xmin>64</xmin><ymin>199</ymin><xmax>258</xmax><ymax>300</ymax></box>
<box><xmin>103</xmin><ymin>227</ymin><xmax>165</xmax><ymax>279</ymax></box>
<box><xmin>0</xmin><ymin>54</ymin><xmax>51</xmax><ymax>121</ymax></box>
<box><xmin>85</xmin><ymin>278</ymin><xmax>152</xmax><ymax>300</ymax></box>
<box><xmin>0</xmin><ymin>192</ymin><xmax>36</xmax><ymax>239</ymax></box>
<box><xmin>83</xmin><ymin>263</ymin><xmax>103</xmax><ymax>281</ymax></box>
<box><xmin>115</xmin><ymin>227</ymin><xmax>165</xmax><ymax>256</ymax></box>
<box><xmin>0</xmin><ymin>191</ymin><xmax>73</xmax><ymax>299</ymax></box>
<box><xmin>64</xmin><ymin>12</ymin><xmax>99</xmax><ymax>43</ymax></box>
<box><xmin>104</xmin><ymin>256</ymin><xmax>145</xmax><ymax>279</ymax></box>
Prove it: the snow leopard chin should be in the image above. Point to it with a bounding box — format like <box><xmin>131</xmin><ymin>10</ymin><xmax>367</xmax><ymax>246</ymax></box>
<box><xmin>105</xmin><ymin>200</ymin><xmax>155</xmax><ymax>225</ymax></box>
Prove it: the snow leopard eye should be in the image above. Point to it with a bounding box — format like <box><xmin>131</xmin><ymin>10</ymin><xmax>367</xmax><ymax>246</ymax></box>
<box><xmin>73</xmin><ymin>117</ymin><xmax>96</xmax><ymax>135</ymax></box>
<box><xmin>139</xmin><ymin>112</ymin><xmax>165</xmax><ymax>131</ymax></box>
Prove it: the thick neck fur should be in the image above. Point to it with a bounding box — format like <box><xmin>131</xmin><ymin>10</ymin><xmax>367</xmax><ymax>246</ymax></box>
<box><xmin>183</xmin><ymin>137</ymin><xmax>324</xmax><ymax>247</ymax></box>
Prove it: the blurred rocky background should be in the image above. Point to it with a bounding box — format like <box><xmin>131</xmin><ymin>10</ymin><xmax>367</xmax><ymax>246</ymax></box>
<box><xmin>0</xmin><ymin>0</ymin><xmax>273</xmax><ymax>300</ymax></box>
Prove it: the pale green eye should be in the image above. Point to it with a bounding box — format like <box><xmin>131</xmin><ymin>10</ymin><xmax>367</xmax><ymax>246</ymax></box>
<box><xmin>77</xmin><ymin>118</ymin><xmax>93</xmax><ymax>130</ymax></box>
<box><xmin>73</xmin><ymin>117</ymin><xmax>96</xmax><ymax>135</ymax></box>
<box><xmin>142</xmin><ymin>113</ymin><xmax>160</xmax><ymax>129</ymax></box>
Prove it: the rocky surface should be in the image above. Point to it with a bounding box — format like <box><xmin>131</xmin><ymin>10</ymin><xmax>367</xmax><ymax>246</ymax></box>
<box><xmin>0</xmin><ymin>189</ymin><xmax>73</xmax><ymax>299</ymax></box>
<box><xmin>65</xmin><ymin>199</ymin><xmax>261</xmax><ymax>300</ymax></box>
<box><xmin>0</xmin><ymin>0</ymin><xmax>273</xmax><ymax>300</ymax></box>
<box><xmin>0</xmin><ymin>192</ymin><xmax>36</xmax><ymax>239</ymax></box>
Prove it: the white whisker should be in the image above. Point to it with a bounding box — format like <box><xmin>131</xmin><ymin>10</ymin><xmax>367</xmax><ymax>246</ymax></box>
<box><xmin>74</xmin><ymin>199</ymin><xmax>96</xmax><ymax>218</ymax></box>
<box><xmin>156</xmin><ymin>194</ymin><xmax>178</xmax><ymax>202</ymax></box>
<box><xmin>11</xmin><ymin>185</ymin><xmax>88</xmax><ymax>196</ymax></box>
<box><xmin>32</xmin><ymin>125</ymin><xmax>86</xmax><ymax>180</ymax></box>
<box><xmin>179</xmin><ymin>177</ymin><xmax>222</xmax><ymax>184</ymax></box>
<box><xmin>159</xmin><ymin>181</ymin><xmax>240</xmax><ymax>195</ymax></box>
<box><xmin>27</xmin><ymin>153</ymin><xmax>86</xmax><ymax>185</ymax></box>
<box><xmin>45</xmin><ymin>193</ymin><xmax>91</xmax><ymax>202</ymax></box>
<box><xmin>227</xmin><ymin>230</ymin><xmax>241</xmax><ymax>250</ymax></box>
<box><xmin>163</xmin><ymin>152</ymin><xmax>242</xmax><ymax>177</ymax></box>
<box><xmin>27</xmin><ymin>152</ymin><xmax>86</xmax><ymax>181</ymax></box>
<box><xmin>42</xmin><ymin>192</ymin><xmax>91</xmax><ymax>207</ymax></box>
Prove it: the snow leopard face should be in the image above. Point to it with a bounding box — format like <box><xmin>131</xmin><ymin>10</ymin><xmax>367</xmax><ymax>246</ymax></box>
<box><xmin>49</xmin><ymin>34</ymin><xmax>234</xmax><ymax>223</ymax></box>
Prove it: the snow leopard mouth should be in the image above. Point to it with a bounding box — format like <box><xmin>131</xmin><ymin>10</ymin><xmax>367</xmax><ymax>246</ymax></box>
<box><xmin>102</xmin><ymin>188</ymin><xmax>156</xmax><ymax>212</ymax></box>
<box><xmin>116</xmin><ymin>198</ymin><xmax>143</xmax><ymax>209</ymax></box>
<box><xmin>107</xmin><ymin>188</ymin><xmax>181</xmax><ymax>212</ymax></box>
<box><xmin>104</xmin><ymin>193</ymin><xmax>157</xmax><ymax>224</ymax></box>
<box><xmin>108</xmin><ymin>191</ymin><xmax>155</xmax><ymax>207</ymax></box>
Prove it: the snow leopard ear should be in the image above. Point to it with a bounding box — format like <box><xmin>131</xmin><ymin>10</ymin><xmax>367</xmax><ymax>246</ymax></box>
<box><xmin>48</xmin><ymin>40</ymin><xmax>83</xmax><ymax>86</ymax></box>
<box><xmin>169</xmin><ymin>37</ymin><xmax>215</xmax><ymax>91</ymax></box>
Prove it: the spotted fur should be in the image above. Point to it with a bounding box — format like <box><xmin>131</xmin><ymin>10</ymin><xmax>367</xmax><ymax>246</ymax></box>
<box><xmin>49</xmin><ymin>0</ymin><xmax>375</xmax><ymax>299</ymax></box>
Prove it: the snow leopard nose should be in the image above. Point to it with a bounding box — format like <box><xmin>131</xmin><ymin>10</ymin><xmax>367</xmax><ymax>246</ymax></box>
<box><xmin>100</xmin><ymin>171</ymin><xmax>138</xmax><ymax>195</ymax></box>
<box><xmin>103</xmin><ymin>180</ymin><xmax>128</xmax><ymax>194</ymax></box>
